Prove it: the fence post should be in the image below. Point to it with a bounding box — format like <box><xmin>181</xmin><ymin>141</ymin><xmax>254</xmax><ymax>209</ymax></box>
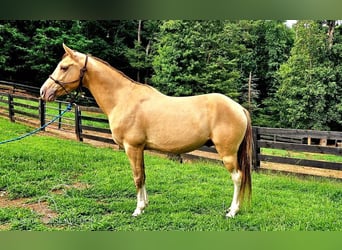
<box><xmin>75</xmin><ymin>105</ymin><xmax>83</xmax><ymax>142</ymax></box>
<box><xmin>39</xmin><ymin>99</ymin><xmax>46</xmax><ymax>130</ymax></box>
<box><xmin>58</xmin><ymin>102</ymin><xmax>62</xmax><ymax>129</ymax></box>
<box><xmin>8</xmin><ymin>93</ymin><xmax>15</xmax><ymax>122</ymax></box>
<box><xmin>252</xmin><ymin>127</ymin><xmax>260</xmax><ymax>170</ymax></box>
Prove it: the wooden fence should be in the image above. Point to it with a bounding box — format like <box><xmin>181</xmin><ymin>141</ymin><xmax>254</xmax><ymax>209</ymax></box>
<box><xmin>253</xmin><ymin>127</ymin><xmax>342</xmax><ymax>171</ymax></box>
<box><xmin>1</xmin><ymin>80</ymin><xmax>341</xmax><ymax>174</ymax></box>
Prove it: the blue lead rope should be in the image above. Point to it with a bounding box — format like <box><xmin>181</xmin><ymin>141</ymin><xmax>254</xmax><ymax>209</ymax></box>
<box><xmin>0</xmin><ymin>103</ymin><xmax>73</xmax><ymax>145</ymax></box>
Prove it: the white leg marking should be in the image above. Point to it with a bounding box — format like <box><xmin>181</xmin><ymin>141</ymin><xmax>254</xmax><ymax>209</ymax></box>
<box><xmin>132</xmin><ymin>184</ymin><xmax>148</xmax><ymax>217</ymax></box>
<box><xmin>226</xmin><ymin>169</ymin><xmax>242</xmax><ymax>218</ymax></box>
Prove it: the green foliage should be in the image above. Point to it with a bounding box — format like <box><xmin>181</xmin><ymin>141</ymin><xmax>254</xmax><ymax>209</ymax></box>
<box><xmin>0</xmin><ymin>20</ymin><xmax>138</xmax><ymax>85</ymax></box>
<box><xmin>242</xmin><ymin>20</ymin><xmax>294</xmax><ymax>126</ymax></box>
<box><xmin>0</xmin><ymin>22</ymin><xmax>29</xmax><ymax>78</ymax></box>
<box><xmin>26</xmin><ymin>21</ymin><xmax>93</xmax><ymax>83</ymax></box>
<box><xmin>276</xmin><ymin>21</ymin><xmax>342</xmax><ymax>130</ymax></box>
<box><xmin>152</xmin><ymin>20</ymin><xmax>243</xmax><ymax>99</ymax></box>
<box><xmin>125</xmin><ymin>20</ymin><xmax>161</xmax><ymax>83</ymax></box>
<box><xmin>0</xmin><ymin>20</ymin><xmax>341</xmax><ymax>130</ymax></box>
<box><xmin>327</xmin><ymin>24</ymin><xmax>342</xmax><ymax>130</ymax></box>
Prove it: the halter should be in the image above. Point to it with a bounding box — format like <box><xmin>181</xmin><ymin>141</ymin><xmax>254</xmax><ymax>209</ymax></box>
<box><xmin>49</xmin><ymin>55</ymin><xmax>88</xmax><ymax>101</ymax></box>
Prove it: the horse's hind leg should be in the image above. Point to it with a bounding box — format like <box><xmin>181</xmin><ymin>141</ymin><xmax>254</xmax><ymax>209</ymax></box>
<box><xmin>221</xmin><ymin>153</ymin><xmax>242</xmax><ymax>218</ymax></box>
<box><xmin>226</xmin><ymin>162</ymin><xmax>242</xmax><ymax>217</ymax></box>
<box><xmin>124</xmin><ymin>144</ymin><xmax>148</xmax><ymax>216</ymax></box>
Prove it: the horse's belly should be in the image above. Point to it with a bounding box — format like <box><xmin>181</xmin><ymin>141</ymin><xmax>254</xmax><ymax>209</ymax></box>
<box><xmin>142</xmin><ymin>98</ymin><xmax>212</xmax><ymax>153</ymax></box>
<box><xmin>145</xmin><ymin>124</ymin><xmax>209</xmax><ymax>154</ymax></box>
<box><xmin>146</xmin><ymin>139</ymin><xmax>207</xmax><ymax>154</ymax></box>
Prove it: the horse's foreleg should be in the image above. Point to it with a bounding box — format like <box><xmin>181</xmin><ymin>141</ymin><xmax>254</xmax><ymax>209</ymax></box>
<box><xmin>133</xmin><ymin>184</ymin><xmax>148</xmax><ymax>216</ymax></box>
<box><xmin>124</xmin><ymin>144</ymin><xmax>148</xmax><ymax>216</ymax></box>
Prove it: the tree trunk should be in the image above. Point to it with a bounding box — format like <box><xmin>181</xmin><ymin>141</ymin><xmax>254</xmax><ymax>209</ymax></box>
<box><xmin>137</xmin><ymin>20</ymin><xmax>142</xmax><ymax>82</ymax></box>
<box><xmin>248</xmin><ymin>71</ymin><xmax>252</xmax><ymax>114</ymax></box>
<box><xmin>327</xmin><ymin>20</ymin><xmax>336</xmax><ymax>50</ymax></box>
<box><xmin>137</xmin><ymin>20</ymin><xmax>142</xmax><ymax>43</ymax></box>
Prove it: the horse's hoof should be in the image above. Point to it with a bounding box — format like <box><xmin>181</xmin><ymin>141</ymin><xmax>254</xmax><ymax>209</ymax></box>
<box><xmin>132</xmin><ymin>208</ymin><xmax>144</xmax><ymax>217</ymax></box>
<box><xmin>225</xmin><ymin>208</ymin><xmax>237</xmax><ymax>218</ymax></box>
<box><xmin>225</xmin><ymin>211</ymin><xmax>236</xmax><ymax>218</ymax></box>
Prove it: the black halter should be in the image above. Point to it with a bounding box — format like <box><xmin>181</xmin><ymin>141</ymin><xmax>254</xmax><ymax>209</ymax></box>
<box><xmin>49</xmin><ymin>55</ymin><xmax>88</xmax><ymax>101</ymax></box>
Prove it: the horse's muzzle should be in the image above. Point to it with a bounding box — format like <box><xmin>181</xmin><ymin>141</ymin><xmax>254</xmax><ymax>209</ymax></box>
<box><xmin>40</xmin><ymin>82</ymin><xmax>57</xmax><ymax>102</ymax></box>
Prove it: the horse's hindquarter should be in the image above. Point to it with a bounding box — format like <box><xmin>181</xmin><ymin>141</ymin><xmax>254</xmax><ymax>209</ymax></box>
<box><xmin>207</xmin><ymin>94</ymin><xmax>248</xmax><ymax>154</ymax></box>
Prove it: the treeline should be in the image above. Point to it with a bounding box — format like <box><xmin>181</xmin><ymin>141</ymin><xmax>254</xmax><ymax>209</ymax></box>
<box><xmin>0</xmin><ymin>20</ymin><xmax>341</xmax><ymax>130</ymax></box>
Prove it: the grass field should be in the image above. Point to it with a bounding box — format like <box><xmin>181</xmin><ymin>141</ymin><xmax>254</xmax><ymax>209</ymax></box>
<box><xmin>262</xmin><ymin>148</ymin><xmax>342</xmax><ymax>163</ymax></box>
<box><xmin>0</xmin><ymin>117</ymin><xmax>342</xmax><ymax>231</ymax></box>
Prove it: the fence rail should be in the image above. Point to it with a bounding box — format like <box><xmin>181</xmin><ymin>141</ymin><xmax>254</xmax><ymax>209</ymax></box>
<box><xmin>1</xmin><ymin>81</ymin><xmax>341</xmax><ymax>176</ymax></box>
<box><xmin>0</xmin><ymin>80</ymin><xmax>41</xmax><ymax>96</ymax></box>
<box><xmin>253</xmin><ymin>127</ymin><xmax>342</xmax><ymax>171</ymax></box>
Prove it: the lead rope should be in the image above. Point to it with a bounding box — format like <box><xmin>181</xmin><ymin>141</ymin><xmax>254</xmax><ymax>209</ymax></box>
<box><xmin>0</xmin><ymin>102</ymin><xmax>73</xmax><ymax>145</ymax></box>
<box><xmin>1</xmin><ymin>55</ymin><xmax>88</xmax><ymax>145</ymax></box>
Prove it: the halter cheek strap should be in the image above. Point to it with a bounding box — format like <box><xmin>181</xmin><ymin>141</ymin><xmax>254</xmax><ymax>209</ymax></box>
<box><xmin>49</xmin><ymin>75</ymin><xmax>76</xmax><ymax>95</ymax></box>
<box><xmin>49</xmin><ymin>55</ymin><xmax>88</xmax><ymax>97</ymax></box>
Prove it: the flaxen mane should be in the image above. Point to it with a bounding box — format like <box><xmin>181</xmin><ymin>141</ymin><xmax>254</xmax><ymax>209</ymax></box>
<box><xmin>91</xmin><ymin>55</ymin><xmax>156</xmax><ymax>89</ymax></box>
<box><xmin>63</xmin><ymin>52</ymin><xmax>150</xmax><ymax>88</ymax></box>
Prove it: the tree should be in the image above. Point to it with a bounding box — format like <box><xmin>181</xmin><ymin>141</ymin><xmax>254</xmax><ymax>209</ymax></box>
<box><xmin>1</xmin><ymin>20</ymin><xmax>340</xmax><ymax>130</ymax></box>
<box><xmin>237</xmin><ymin>20</ymin><xmax>294</xmax><ymax>126</ymax></box>
<box><xmin>26</xmin><ymin>21</ymin><xmax>93</xmax><ymax>85</ymax></box>
<box><xmin>0</xmin><ymin>20</ymin><xmax>138</xmax><ymax>85</ymax></box>
<box><xmin>151</xmin><ymin>20</ymin><xmax>244</xmax><ymax>100</ymax></box>
<box><xmin>125</xmin><ymin>20</ymin><xmax>161</xmax><ymax>83</ymax></box>
<box><xmin>79</xmin><ymin>20</ymin><xmax>136</xmax><ymax>69</ymax></box>
<box><xmin>327</xmin><ymin>22</ymin><xmax>342</xmax><ymax>130</ymax></box>
<box><xmin>276</xmin><ymin>20</ymin><xmax>340</xmax><ymax>130</ymax></box>
<box><xmin>0</xmin><ymin>22</ymin><xmax>29</xmax><ymax>81</ymax></box>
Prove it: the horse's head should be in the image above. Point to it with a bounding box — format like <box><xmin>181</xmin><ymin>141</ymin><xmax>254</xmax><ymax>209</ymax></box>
<box><xmin>40</xmin><ymin>44</ymin><xmax>87</xmax><ymax>101</ymax></box>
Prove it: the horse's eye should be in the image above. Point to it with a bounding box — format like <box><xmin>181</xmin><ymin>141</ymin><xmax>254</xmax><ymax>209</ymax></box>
<box><xmin>60</xmin><ymin>66</ymin><xmax>69</xmax><ymax>71</ymax></box>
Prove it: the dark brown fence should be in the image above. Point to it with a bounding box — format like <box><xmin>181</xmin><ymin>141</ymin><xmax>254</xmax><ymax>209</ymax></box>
<box><xmin>1</xmin><ymin>80</ymin><xmax>341</xmax><ymax>174</ymax></box>
<box><xmin>0</xmin><ymin>90</ymin><xmax>74</xmax><ymax>132</ymax></box>
<box><xmin>74</xmin><ymin>105</ymin><xmax>113</xmax><ymax>144</ymax></box>
<box><xmin>253</xmin><ymin>127</ymin><xmax>342</xmax><ymax>171</ymax></box>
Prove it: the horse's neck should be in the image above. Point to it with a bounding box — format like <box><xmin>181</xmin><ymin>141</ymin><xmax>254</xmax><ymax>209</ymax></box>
<box><xmin>83</xmin><ymin>60</ymin><xmax>133</xmax><ymax>116</ymax></box>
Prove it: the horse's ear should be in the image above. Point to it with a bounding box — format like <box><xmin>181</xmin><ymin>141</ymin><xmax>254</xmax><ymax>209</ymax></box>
<box><xmin>63</xmin><ymin>43</ymin><xmax>75</xmax><ymax>58</ymax></box>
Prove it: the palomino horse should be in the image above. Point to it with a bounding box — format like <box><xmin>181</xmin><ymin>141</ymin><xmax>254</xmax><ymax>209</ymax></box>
<box><xmin>40</xmin><ymin>44</ymin><xmax>252</xmax><ymax>218</ymax></box>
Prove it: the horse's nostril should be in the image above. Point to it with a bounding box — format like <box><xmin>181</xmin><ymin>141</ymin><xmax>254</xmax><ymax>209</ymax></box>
<box><xmin>40</xmin><ymin>88</ymin><xmax>45</xmax><ymax>97</ymax></box>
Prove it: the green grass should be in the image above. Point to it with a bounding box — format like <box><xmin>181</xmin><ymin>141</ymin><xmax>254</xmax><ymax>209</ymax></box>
<box><xmin>262</xmin><ymin>148</ymin><xmax>342</xmax><ymax>163</ymax></box>
<box><xmin>0</xmin><ymin>117</ymin><xmax>341</xmax><ymax>231</ymax></box>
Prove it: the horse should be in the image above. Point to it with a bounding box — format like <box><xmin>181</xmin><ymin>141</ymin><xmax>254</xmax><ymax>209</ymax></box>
<box><xmin>40</xmin><ymin>44</ymin><xmax>253</xmax><ymax>218</ymax></box>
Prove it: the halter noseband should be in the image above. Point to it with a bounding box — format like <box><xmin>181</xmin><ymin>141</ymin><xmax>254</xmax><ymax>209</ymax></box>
<box><xmin>49</xmin><ymin>55</ymin><xmax>88</xmax><ymax>98</ymax></box>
